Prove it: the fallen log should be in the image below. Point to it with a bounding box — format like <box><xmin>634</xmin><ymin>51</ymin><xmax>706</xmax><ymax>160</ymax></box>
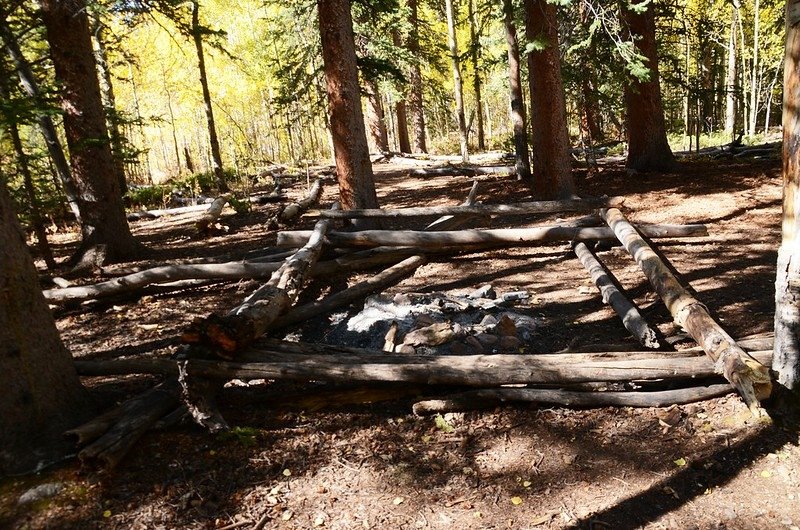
<box><xmin>601</xmin><ymin>207</ymin><xmax>772</xmax><ymax>414</ymax></box>
<box><xmin>411</xmin><ymin>384</ymin><xmax>733</xmax><ymax>415</ymax></box>
<box><xmin>276</xmin><ymin>223</ymin><xmax>709</xmax><ymax>249</ymax></box>
<box><xmin>126</xmin><ymin>201</ymin><xmax>215</xmax><ymax>221</ymax></box>
<box><xmin>66</xmin><ymin>380</ymin><xmax>180</xmax><ymax>469</ymax></box>
<box><xmin>195</xmin><ymin>194</ymin><xmax>230</xmax><ymax>234</ymax></box>
<box><xmin>386</xmin><ymin>165</ymin><xmax>516</xmax><ymax>178</ymax></box>
<box><xmin>572</xmin><ymin>241</ymin><xmax>660</xmax><ymax>348</ymax></box>
<box><xmin>73</xmin><ymin>348</ymin><xmax>773</xmax><ymax>386</ymax></box>
<box><xmin>278</xmin><ymin>178</ymin><xmax>322</xmax><ymax>224</ymax></box>
<box><xmin>317</xmin><ymin>196</ymin><xmax>624</xmax><ymax>220</ymax></box>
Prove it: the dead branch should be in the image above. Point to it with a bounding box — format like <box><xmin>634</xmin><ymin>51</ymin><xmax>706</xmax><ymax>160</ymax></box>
<box><xmin>317</xmin><ymin>196</ymin><xmax>624</xmax><ymax>220</ymax></box>
<box><xmin>276</xmin><ymin>223</ymin><xmax>709</xmax><ymax>249</ymax></box>
<box><xmin>573</xmin><ymin>241</ymin><xmax>660</xmax><ymax>348</ymax></box>
<box><xmin>601</xmin><ymin>207</ymin><xmax>772</xmax><ymax>414</ymax></box>
<box><xmin>195</xmin><ymin>194</ymin><xmax>230</xmax><ymax>234</ymax></box>
<box><xmin>278</xmin><ymin>178</ymin><xmax>322</xmax><ymax>224</ymax></box>
<box><xmin>411</xmin><ymin>384</ymin><xmax>733</xmax><ymax>415</ymax></box>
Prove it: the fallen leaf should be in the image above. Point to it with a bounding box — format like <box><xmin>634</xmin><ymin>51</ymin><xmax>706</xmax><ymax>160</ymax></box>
<box><xmin>421</xmin><ymin>435</ymin><xmax>432</xmax><ymax>443</ymax></box>
<box><xmin>760</xmin><ymin>469</ymin><xmax>773</xmax><ymax>478</ymax></box>
<box><xmin>523</xmin><ymin>481</ymin><xmax>532</xmax><ymax>488</ymax></box>
<box><xmin>281</xmin><ymin>510</ymin><xmax>293</xmax><ymax>521</ymax></box>
<box><xmin>313</xmin><ymin>515</ymin><xmax>325</xmax><ymax>526</ymax></box>
<box><xmin>511</xmin><ymin>496</ymin><xmax>523</xmax><ymax>506</ymax></box>
<box><xmin>282</xmin><ymin>469</ymin><xmax>292</xmax><ymax>477</ymax></box>
<box><xmin>102</xmin><ymin>510</ymin><xmax>112</xmax><ymax>518</ymax></box>
<box><xmin>473</xmin><ymin>511</ymin><xmax>482</xmax><ymax>519</ymax></box>
<box><xmin>392</xmin><ymin>497</ymin><xmax>404</xmax><ymax>505</ymax></box>
<box><xmin>673</xmin><ymin>457</ymin><xmax>687</xmax><ymax>467</ymax></box>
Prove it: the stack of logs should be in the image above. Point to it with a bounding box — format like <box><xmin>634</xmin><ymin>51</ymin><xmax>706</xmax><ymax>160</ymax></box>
<box><xmin>53</xmin><ymin>180</ymin><xmax>772</xmax><ymax>468</ymax></box>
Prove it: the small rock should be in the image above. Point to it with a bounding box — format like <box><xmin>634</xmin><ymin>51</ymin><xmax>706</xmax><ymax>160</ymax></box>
<box><xmin>498</xmin><ymin>336</ymin><xmax>522</xmax><ymax>351</ymax></box>
<box><xmin>463</xmin><ymin>335</ymin><xmax>485</xmax><ymax>353</ymax></box>
<box><xmin>468</xmin><ymin>285</ymin><xmax>496</xmax><ymax>300</ymax></box>
<box><xmin>495</xmin><ymin>315</ymin><xmax>517</xmax><ymax>337</ymax></box>
<box><xmin>396</xmin><ymin>344</ymin><xmax>416</xmax><ymax>354</ymax></box>
<box><xmin>474</xmin><ymin>333</ymin><xmax>498</xmax><ymax>348</ymax></box>
<box><xmin>18</xmin><ymin>483</ymin><xmax>64</xmax><ymax>505</ymax></box>
<box><xmin>393</xmin><ymin>293</ymin><xmax>412</xmax><ymax>305</ymax></box>
<box><xmin>501</xmin><ymin>291</ymin><xmax>530</xmax><ymax>303</ymax></box>
<box><xmin>403</xmin><ymin>322</ymin><xmax>455</xmax><ymax>346</ymax></box>
<box><xmin>478</xmin><ymin>315</ymin><xmax>498</xmax><ymax>328</ymax></box>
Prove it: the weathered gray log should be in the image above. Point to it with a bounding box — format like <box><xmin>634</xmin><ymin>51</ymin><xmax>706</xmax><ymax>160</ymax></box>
<box><xmin>126</xmin><ymin>202</ymin><xmax>213</xmax><ymax>221</ymax></box>
<box><xmin>425</xmin><ymin>179</ymin><xmax>480</xmax><ymax>231</ymax></box>
<box><xmin>74</xmin><ymin>348</ymin><xmax>772</xmax><ymax>385</ymax></box>
<box><xmin>279</xmin><ymin>178</ymin><xmax>322</xmax><ymax>223</ymax></box>
<box><xmin>67</xmin><ymin>380</ymin><xmax>180</xmax><ymax>469</ymax></box>
<box><xmin>572</xmin><ymin>241</ymin><xmax>660</xmax><ymax>348</ymax></box>
<box><xmin>601</xmin><ymin>207</ymin><xmax>772</xmax><ymax>414</ymax></box>
<box><xmin>195</xmin><ymin>194</ymin><xmax>230</xmax><ymax>233</ymax></box>
<box><xmin>276</xmin><ymin>223</ymin><xmax>709</xmax><ymax>249</ymax></box>
<box><xmin>317</xmin><ymin>196</ymin><xmax>624</xmax><ymax>220</ymax></box>
<box><xmin>381</xmin><ymin>165</ymin><xmax>516</xmax><ymax>178</ymax></box>
<box><xmin>411</xmin><ymin>384</ymin><xmax>733</xmax><ymax>415</ymax></box>
<box><xmin>272</xmin><ymin>255</ymin><xmax>428</xmax><ymax>329</ymax></box>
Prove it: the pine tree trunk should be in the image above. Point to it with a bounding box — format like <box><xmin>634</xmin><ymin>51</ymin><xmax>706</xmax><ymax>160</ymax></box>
<box><xmin>445</xmin><ymin>0</ymin><xmax>469</xmax><ymax>163</ymax></box>
<box><xmin>40</xmin><ymin>0</ymin><xmax>143</xmax><ymax>265</ymax></box>
<box><xmin>0</xmin><ymin>21</ymin><xmax>82</xmax><ymax>221</ymax></box>
<box><xmin>391</xmin><ymin>30</ymin><xmax>412</xmax><ymax>154</ymax></box>
<box><xmin>364</xmin><ymin>78</ymin><xmax>389</xmax><ymax>153</ymax></box>
<box><xmin>621</xmin><ymin>3</ymin><xmax>675</xmax><ymax>172</ymax></box>
<box><xmin>724</xmin><ymin>6</ymin><xmax>739</xmax><ymax>139</ymax></box>
<box><xmin>468</xmin><ymin>0</ymin><xmax>485</xmax><ymax>151</ymax></box>
<box><xmin>748</xmin><ymin>0</ymin><xmax>761</xmax><ymax>136</ymax></box>
<box><xmin>317</xmin><ymin>0</ymin><xmax>380</xmax><ymax>214</ymax></box>
<box><xmin>0</xmin><ymin>180</ymin><xmax>93</xmax><ymax>475</ymax></box>
<box><xmin>192</xmin><ymin>1</ymin><xmax>229</xmax><ymax>192</ymax></box>
<box><xmin>774</xmin><ymin>1</ymin><xmax>800</xmax><ymax>393</ymax></box>
<box><xmin>502</xmin><ymin>0</ymin><xmax>531</xmax><ymax>184</ymax></box>
<box><xmin>524</xmin><ymin>0</ymin><xmax>573</xmax><ymax>199</ymax></box>
<box><xmin>407</xmin><ymin>0</ymin><xmax>427</xmax><ymax>153</ymax></box>
<box><xmin>91</xmin><ymin>14</ymin><xmax>128</xmax><ymax>195</ymax></box>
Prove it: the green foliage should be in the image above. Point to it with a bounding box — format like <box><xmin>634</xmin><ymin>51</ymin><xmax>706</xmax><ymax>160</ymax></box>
<box><xmin>434</xmin><ymin>414</ymin><xmax>455</xmax><ymax>433</ymax></box>
<box><xmin>227</xmin><ymin>195</ymin><xmax>251</xmax><ymax>214</ymax></box>
<box><xmin>125</xmin><ymin>184</ymin><xmax>169</xmax><ymax>210</ymax></box>
<box><xmin>217</xmin><ymin>426</ymin><xmax>260</xmax><ymax>446</ymax></box>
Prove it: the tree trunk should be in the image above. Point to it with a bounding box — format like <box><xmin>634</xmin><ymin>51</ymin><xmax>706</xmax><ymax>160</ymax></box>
<box><xmin>364</xmin><ymin>78</ymin><xmax>389</xmax><ymax>153</ymax></box>
<box><xmin>724</xmin><ymin>5</ymin><xmax>739</xmax><ymax>139</ymax></box>
<box><xmin>191</xmin><ymin>1</ymin><xmax>229</xmax><ymax>192</ymax></box>
<box><xmin>407</xmin><ymin>0</ymin><xmax>427</xmax><ymax>153</ymax></box>
<box><xmin>390</xmin><ymin>30</ymin><xmax>412</xmax><ymax>154</ymax></box>
<box><xmin>503</xmin><ymin>0</ymin><xmax>531</xmax><ymax>184</ymax></box>
<box><xmin>0</xmin><ymin>20</ymin><xmax>82</xmax><ymax>221</ymax></box>
<box><xmin>524</xmin><ymin>0</ymin><xmax>574</xmax><ymax>198</ymax></box>
<box><xmin>445</xmin><ymin>0</ymin><xmax>469</xmax><ymax>163</ymax></box>
<box><xmin>318</xmin><ymin>0</ymin><xmax>380</xmax><ymax>215</ymax></box>
<box><xmin>774</xmin><ymin>1</ymin><xmax>800</xmax><ymax>393</ymax></box>
<box><xmin>468</xmin><ymin>0</ymin><xmax>485</xmax><ymax>151</ymax></box>
<box><xmin>91</xmin><ymin>13</ymin><xmax>128</xmax><ymax>195</ymax></box>
<box><xmin>39</xmin><ymin>0</ymin><xmax>143</xmax><ymax>265</ymax></box>
<box><xmin>622</xmin><ymin>3</ymin><xmax>675</xmax><ymax>172</ymax></box>
<box><xmin>748</xmin><ymin>0</ymin><xmax>761</xmax><ymax>136</ymax></box>
<box><xmin>0</xmin><ymin>180</ymin><xmax>92</xmax><ymax>476</ymax></box>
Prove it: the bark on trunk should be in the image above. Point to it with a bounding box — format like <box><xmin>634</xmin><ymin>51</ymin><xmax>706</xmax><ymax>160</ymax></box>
<box><xmin>503</xmin><ymin>0</ymin><xmax>531</xmax><ymax>184</ymax></box>
<box><xmin>445</xmin><ymin>0</ymin><xmax>469</xmax><ymax>162</ymax></box>
<box><xmin>0</xmin><ymin>181</ymin><xmax>92</xmax><ymax>476</ymax></box>
<box><xmin>602</xmin><ymin>208</ymin><xmax>772</xmax><ymax>413</ymax></box>
<box><xmin>524</xmin><ymin>0</ymin><xmax>574</xmax><ymax>198</ymax></box>
<box><xmin>39</xmin><ymin>0</ymin><xmax>143</xmax><ymax>265</ymax></box>
<box><xmin>724</xmin><ymin>6</ymin><xmax>739</xmax><ymax>139</ymax></box>
<box><xmin>773</xmin><ymin>1</ymin><xmax>800</xmax><ymax>393</ymax></box>
<box><xmin>468</xmin><ymin>0</ymin><xmax>485</xmax><ymax>151</ymax></box>
<box><xmin>192</xmin><ymin>1</ymin><xmax>229</xmax><ymax>193</ymax></box>
<box><xmin>318</xmin><ymin>0</ymin><xmax>380</xmax><ymax>215</ymax></box>
<box><xmin>364</xmin><ymin>78</ymin><xmax>390</xmax><ymax>153</ymax></box>
<box><xmin>622</xmin><ymin>4</ymin><xmax>676</xmax><ymax>172</ymax></box>
<box><xmin>407</xmin><ymin>0</ymin><xmax>427</xmax><ymax>153</ymax></box>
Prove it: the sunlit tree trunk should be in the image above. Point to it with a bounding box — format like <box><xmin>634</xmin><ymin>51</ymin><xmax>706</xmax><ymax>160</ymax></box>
<box><xmin>774</xmin><ymin>0</ymin><xmax>800</xmax><ymax>393</ymax></box>
<box><xmin>468</xmin><ymin>0</ymin><xmax>485</xmax><ymax>151</ymax></box>
<box><xmin>391</xmin><ymin>29</ymin><xmax>412</xmax><ymax>154</ymax></box>
<box><xmin>621</xmin><ymin>3</ymin><xmax>675</xmax><ymax>172</ymax></box>
<box><xmin>91</xmin><ymin>13</ymin><xmax>127</xmax><ymax>195</ymax></box>
<box><xmin>407</xmin><ymin>0</ymin><xmax>427</xmax><ymax>153</ymax></box>
<box><xmin>748</xmin><ymin>0</ymin><xmax>760</xmax><ymax>136</ymax></box>
<box><xmin>724</xmin><ymin>4</ymin><xmax>739</xmax><ymax>139</ymax></box>
<box><xmin>40</xmin><ymin>0</ymin><xmax>143</xmax><ymax>265</ymax></box>
<box><xmin>502</xmin><ymin>0</ymin><xmax>531</xmax><ymax>184</ymax></box>
<box><xmin>364</xmin><ymin>78</ymin><xmax>389</xmax><ymax>153</ymax></box>
<box><xmin>0</xmin><ymin>180</ymin><xmax>92</xmax><ymax>475</ymax></box>
<box><xmin>524</xmin><ymin>0</ymin><xmax>573</xmax><ymax>198</ymax></box>
<box><xmin>317</xmin><ymin>0</ymin><xmax>380</xmax><ymax>217</ymax></box>
<box><xmin>191</xmin><ymin>1</ymin><xmax>229</xmax><ymax>192</ymax></box>
<box><xmin>445</xmin><ymin>0</ymin><xmax>469</xmax><ymax>162</ymax></box>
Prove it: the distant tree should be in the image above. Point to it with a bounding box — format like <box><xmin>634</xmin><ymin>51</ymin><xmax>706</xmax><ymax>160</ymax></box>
<box><xmin>0</xmin><ymin>178</ymin><xmax>93</xmax><ymax>476</ymax></box>
<box><xmin>364</xmin><ymin>78</ymin><xmax>390</xmax><ymax>153</ymax></box>
<box><xmin>467</xmin><ymin>0</ymin><xmax>485</xmax><ymax>151</ymax></box>
<box><xmin>445</xmin><ymin>0</ymin><xmax>469</xmax><ymax>163</ymax></box>
<box><xmin>407</xmin><ymin>0</ymin><xmax>427</xmax><ymax>153</ymax></box>
<box><xmin>317</xmin><ymin>0</ymin><xmax>380</xmax><ymax>215</ymax></box>
<box><xmin>621</xmin><ymin>2</ymin><xmax>675</xmax><ymax>172</ymax></box>
<box><xmin>773</xmin><ymin>0</ymin><xmax>800</xmax><ymax>395</ymax></box>
<box><xmin>39</xmin><ymin>0</ymin><xmax>144</xmax><ymax>265</ymax></box>
<box><xmin>524</xmin><ymin>0</ymin><xmax>573</xmax><ymax>198</ymax></box>
<box><xmin>502</xmin><ymin>0</ymin><xmax>531</xmax><ymax>183</ymax></box>
<box><xmin>391</xmin><ymin>29</ymin><xmax>412</xmax><ymax>154</ymax></box>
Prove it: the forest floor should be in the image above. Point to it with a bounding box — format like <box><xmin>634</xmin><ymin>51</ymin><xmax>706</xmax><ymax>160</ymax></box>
<box><xmin>3</xmin><ymin>152</ymin><xmax>800</xmax><ymax>530</ymax></box>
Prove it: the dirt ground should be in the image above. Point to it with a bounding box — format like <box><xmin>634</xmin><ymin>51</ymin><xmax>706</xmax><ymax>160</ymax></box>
<box><xmin>2</xmin><ymin>152</ymin><xmax>800</xmax><ymax>530</ymax></box>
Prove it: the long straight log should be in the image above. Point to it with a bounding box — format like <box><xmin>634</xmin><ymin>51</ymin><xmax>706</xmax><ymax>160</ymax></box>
<box><xmin>572</xmin><ymin>241</ymin><xmax>660</xmax><ymax>348</ymax></box>
<box><xmin>276</xmin><ymin>223</ymin><xmax>709</xmax><ymax>249</ymax></box>
<box><xmin>600</xmin><ymin>207</ymin><xmax>772</xmax><ymax>413</ymax></box>
<box><xmin>380</xmin><ymin>165</ymin><xmax>516</xmax><ymax>178</ymax></box>
<box><xmin>411</xmin><ymin>384</ymin><xmax>733</xmax><ymax>415</ymax></box>
<box><xmin>318</xmin><ymin>196</ymin><xmax>624</xmax><ymax>219</ymax></box>
<box><xmin>74</xmin><ymin>349</ymin><xmax>773</xmax><ymax>386</ymax></box>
